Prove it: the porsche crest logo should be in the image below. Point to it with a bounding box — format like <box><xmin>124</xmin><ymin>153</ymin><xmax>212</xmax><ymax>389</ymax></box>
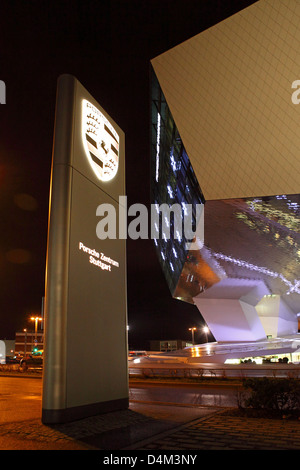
<box><xmin>82</xmin><ymin>99</ymin><xmax>119</xmax><ymax>181</ymax></box>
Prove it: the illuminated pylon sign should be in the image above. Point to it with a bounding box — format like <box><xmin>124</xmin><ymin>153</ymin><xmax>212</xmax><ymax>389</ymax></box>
<box><xmin>82</xmin><ymin>99</ymin><xmax>119</xmax><ymax>181</ymax></box>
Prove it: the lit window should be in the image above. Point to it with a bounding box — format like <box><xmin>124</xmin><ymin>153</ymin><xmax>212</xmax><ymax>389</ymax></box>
<box><xmin>155</xmin><ymin>113</ymin><xmax>161</xmax><ymax>182</ymax></box>
<box><xmin>170</xmin><ymin>154</ymin><xmax>177</xmax><ymax>172</ymax></box>
<box><xmin>167</xmin><ymin>185</ymin><xmax>173</xmax><ymax>198</ymax></box>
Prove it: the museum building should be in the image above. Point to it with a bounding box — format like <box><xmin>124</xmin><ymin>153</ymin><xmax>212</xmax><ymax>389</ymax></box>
<box><xmin>150</xmin><ymin>0</ymin><xmax>300</xmax><ymax>361</ymax></box>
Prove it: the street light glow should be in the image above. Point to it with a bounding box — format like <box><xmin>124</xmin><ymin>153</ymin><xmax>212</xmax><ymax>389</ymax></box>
<box><xmin>203</xmin><ymin>325</ymin><xmax>209</xmax><ymax>343</ymax></box>
<box><xmin>30</xmin><ymin>316</ymin><xmax>42</xmax><ymax>341</ymax></box>
<box><xmin>189</xmin><ymin>327</ymin><xmax>197</xmax><ymax>345</ymax></box>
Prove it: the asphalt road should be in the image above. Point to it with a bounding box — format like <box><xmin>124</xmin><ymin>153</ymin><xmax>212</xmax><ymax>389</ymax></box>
<box><xmin>130</xmin><ymin>381</ymin><xmax>240</xmax><ymax>408</ymax></box>
<box><xmin>0</xmin><ymin>375</ymin><xmax>224</xmax><ymax>450</ymax></box>
<box><xmin>0</xmin><ymin>375</ymin><xmax>42</xmax><ymax>423</ymax></box>
<box><xmin>0</xmin><ymin>374</ymin><xmax>240</xmax><ymax>425</ymax></box>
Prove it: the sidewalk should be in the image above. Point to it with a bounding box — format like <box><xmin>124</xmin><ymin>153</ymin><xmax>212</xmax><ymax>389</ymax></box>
<box><xmin>0</xmin><ymin>401</ymin><xmax>299</xmax><ymax>451</ymax></box>
<box><xmin>125</xmin><ymin>407</ymin><xmax>300</xmax><ymax>451</ymax></box>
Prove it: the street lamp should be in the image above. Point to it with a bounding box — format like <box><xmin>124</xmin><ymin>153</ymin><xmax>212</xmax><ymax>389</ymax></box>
<box><xmin>23</xmin><ymin>329</ymin><xmax>27</xmax><ymax>356</ymax></box>
<box><xmin>30</xmin><ymin>316</ymin><xmax>42</xmax><ymax>343</ymax></box>
<box><xmin>203</xmin><ymin>326</ymin><xmax>209</xmax><ymax>343</ymax></box>
<box><xmin>189</xmin><ymin>327</ymin><xmax>197</xmax><ymax>345</ymax></box>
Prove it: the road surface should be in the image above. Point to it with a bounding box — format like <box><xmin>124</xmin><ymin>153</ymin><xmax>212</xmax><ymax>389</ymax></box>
<box><xmin>130</xmin><ymin>381</ymin><xmax>240</xmax><ymax>408</ymax></box>
<box><xmin>0</xmin><ymin>374</ymin><xmax>240</xmax><ymax>425</ymax></box>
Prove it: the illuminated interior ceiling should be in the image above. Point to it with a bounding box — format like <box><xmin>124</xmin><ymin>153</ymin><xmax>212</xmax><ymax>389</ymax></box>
<box><xmin>202</xmin><ymin>195</ymin><xmax>300</xmax><ymax>314</ymax></box>
<box><xmin>151</xmin><ymin>0</ymin><xmax>300</xmax><ymax>200</ymax></box>
<box><xmin>172</xmin><ymin>194</ymin><xmax>300</xmax><ymax>314</ymax></box>
<box><xmin>173</xmin><ymin>247</ymin><xmax>225</xmax><ymax>303</ymax></box>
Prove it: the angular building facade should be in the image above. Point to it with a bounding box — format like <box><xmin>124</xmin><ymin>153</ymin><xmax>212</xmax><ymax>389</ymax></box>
<box><xmin>151</xmin><ymin>0</ymin><xmax>300</xmax><ymax>347</ymax></box>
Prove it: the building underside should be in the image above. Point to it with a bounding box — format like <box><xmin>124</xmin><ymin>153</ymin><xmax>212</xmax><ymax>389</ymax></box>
<box><xmin>150</xmin><ymin>0</ymin><xmax>300</xmax><ymax>361</ymax></box>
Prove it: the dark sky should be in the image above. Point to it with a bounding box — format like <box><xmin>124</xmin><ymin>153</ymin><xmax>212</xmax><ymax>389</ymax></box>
<box><xmin>0</xmin><ymin>0</ymin><xmax>257</xmax><ymax>348</ymax></box>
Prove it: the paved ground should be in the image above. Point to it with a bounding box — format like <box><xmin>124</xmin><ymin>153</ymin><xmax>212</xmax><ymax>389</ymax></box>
<box><xmin>0</xmin><ymin>401</ymin><xmax>299</xmax><ymax>451</ymax></box>
<box><xmin>0</xmin><ymin>374</ymin><xmax>299</xmax><ymax>452</ymax></box>
<box><xmin>126</xmin><ymin>408</ymin><xmax>300</xmax><ymax>451</ymax></box>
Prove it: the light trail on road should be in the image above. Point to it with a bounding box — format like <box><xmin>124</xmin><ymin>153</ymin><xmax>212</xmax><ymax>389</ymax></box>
<box><xmin>129</xmin><ymin>382</ymin><xmax>240</xmax><ymax>408</ymax></box>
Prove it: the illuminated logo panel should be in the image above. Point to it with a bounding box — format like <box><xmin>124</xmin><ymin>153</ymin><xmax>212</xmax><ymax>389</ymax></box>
<box><xmin>82</xmin><ymin>99</ymin><xmax>119</xmax><ymax>181</ymax></box>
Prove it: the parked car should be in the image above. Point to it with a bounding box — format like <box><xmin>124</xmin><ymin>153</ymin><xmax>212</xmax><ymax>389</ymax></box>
<box><xmin>5</xmin><ymin>356</ymin><xmax>20</xmax><ymax>364</ymax></box>
<box><xmin>19</xmin><ymin>355</ymin><xmax>43</xmax><ymax>370</ymax></box>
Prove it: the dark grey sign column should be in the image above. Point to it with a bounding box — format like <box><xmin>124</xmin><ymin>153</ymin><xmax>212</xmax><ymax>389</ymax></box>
<box><xmin>42</xmin><ymin>75</ymin><xmax>128</xmax><ymax>424</ymax></box>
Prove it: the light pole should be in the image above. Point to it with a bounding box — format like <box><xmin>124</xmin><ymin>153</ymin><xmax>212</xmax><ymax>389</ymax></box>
<box><xmin>23</xmin><ymin>329</ymin><xmax>27</xmax><ymax>357</ymax></box>
<box><xmin>189</xmin><ymin>327</ymin><xmax>197</xmax><ymax>345</ymax></box>
<box><xmin>30</xmin><ymin>316</ymin><xmax>42</xmax><ymax>348</ymax></box>
<box><xmin>203</xmin><ymin>325</ymin><xmax>209</xmax><ymax>343</ymax></box>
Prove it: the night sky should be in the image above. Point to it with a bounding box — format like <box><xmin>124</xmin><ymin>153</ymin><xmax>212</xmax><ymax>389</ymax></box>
<box><xmin>0</xmin><ymin>0</ymin><xmax>257</xmax><ymax>348</ymax></box>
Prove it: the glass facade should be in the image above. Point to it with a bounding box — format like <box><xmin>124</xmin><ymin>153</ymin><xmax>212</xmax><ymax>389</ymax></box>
<box><xmin>150</xmin><ymin>68</ymin><xmax>206</xmax><ymax>298</ymax></box>
<box><xmin>150</xmin><ymin>69</ymin><xmax>300</xmax><ymax>326</ymax></box>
